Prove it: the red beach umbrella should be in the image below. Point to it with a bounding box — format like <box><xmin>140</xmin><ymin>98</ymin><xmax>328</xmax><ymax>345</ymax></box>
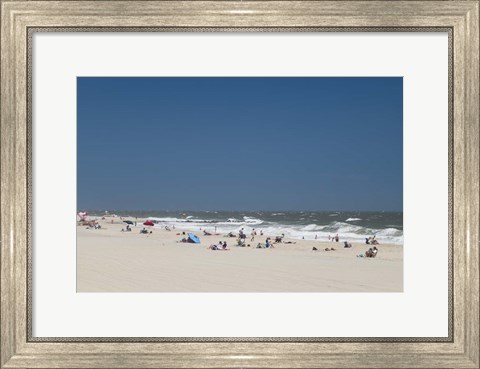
<box><xmin>143</xmin><ymin>221</ymin><xmax>154</xmax><ymax>226</ymax></box>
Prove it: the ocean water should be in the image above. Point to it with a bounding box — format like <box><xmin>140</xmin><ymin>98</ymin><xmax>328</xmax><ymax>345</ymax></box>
<box><xmin>86</xmin><ymin>210</ymin><xmax>404</xmax><ymax>245</ymax></box>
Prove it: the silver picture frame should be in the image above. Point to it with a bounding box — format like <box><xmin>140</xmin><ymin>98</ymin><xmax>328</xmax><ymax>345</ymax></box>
<box><xmin>1</xmin><ymin>1</ymin><xmax>478</xmax><ymax>368</ymax></box>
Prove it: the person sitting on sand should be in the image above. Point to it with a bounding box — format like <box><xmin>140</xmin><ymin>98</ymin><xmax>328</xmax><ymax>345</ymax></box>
<box><xmin>222</xmin><ymin>241</ymin><xmax>229</xmax><ymax>250</ymax></box>
<box><xmin>312</xmin><ymin>247</ymin><xmax>318</xmax><ymax>251</ymax></box>
<box><xmin>165</xmin><ymin>226</ymin><xmax>171</xmax><ymax>231</ymax></box>
<box><xmin>266</xmin><ymin>239</ymin><xmax>271</xmax><ymax>248</ymax></box>
<box><xmin>203</xmin><ymin>230</ymin><xmax>212</xmax><ymax>236</ymax></box>
<box><xmin>366</xmin><ymin>237</ymin><xmax>370</xmax><ymax>245</ymax></box>
<box><xmin>208</xmin><ymin>244</ymin><xmax>219</xmax><ymax>250</ymax></box>
<box><xmin>344</xmin><ymin>241</ymin><xmax>352</xmax><ymax>248</ymax></box>
<box><xmin>227</xmin><ymin>232</ymin><xmax>236</xmax><ymax>238</ymax></box>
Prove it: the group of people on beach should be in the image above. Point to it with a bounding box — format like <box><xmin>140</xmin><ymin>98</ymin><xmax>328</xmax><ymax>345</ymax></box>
<box><xmin>327</xmin><ymin>234</ymin><xmax>340</xmax><ymax>242</ymax></box>
<box><xmin>208</xmin><ymin>241</ymin><xmax>229</xmax><ymax>250</ymax></box>
<box><xmin>358</xmin><ymin>246</ymin><xmax>379</xmax><ymax>258</ymax></box>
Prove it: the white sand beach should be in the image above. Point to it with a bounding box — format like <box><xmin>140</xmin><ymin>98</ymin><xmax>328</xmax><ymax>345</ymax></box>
<box><xmin>77</xmin><ymin>217</ymin><xmax>403</xmax><ymax>292</ymax></box>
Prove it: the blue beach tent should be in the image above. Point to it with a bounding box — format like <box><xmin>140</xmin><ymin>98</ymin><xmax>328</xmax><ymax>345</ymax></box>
<box><xmin>187</xmin><ymin>233</ymin><xmax>201</xmax><ymax>244</ymax></box>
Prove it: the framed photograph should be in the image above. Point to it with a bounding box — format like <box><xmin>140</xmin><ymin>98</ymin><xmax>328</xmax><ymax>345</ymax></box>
<box><xmin>1</xmin><ymin>1</ymin><xmax>478</xmax><ymax>368</ymax></box>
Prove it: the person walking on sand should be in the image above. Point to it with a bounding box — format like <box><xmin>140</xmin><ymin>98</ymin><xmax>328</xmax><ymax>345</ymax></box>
<box><xmin>251</xmin><ymin>228</ymin><xmax>256</xmax><ymax>242</ymax></box>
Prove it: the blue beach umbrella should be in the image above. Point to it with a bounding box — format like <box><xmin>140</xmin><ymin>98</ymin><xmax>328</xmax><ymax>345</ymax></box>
<box><xmin>187</xmin><ymin>233</ymin><xmax>201</xmax><ymax>244</ymax></box>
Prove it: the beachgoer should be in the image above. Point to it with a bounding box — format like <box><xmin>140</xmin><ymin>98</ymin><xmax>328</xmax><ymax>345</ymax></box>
<box><xmin>260</xmin><ymin>230</ymin><xmax>263</xmax><ymax>236</ymax></box>
<box><xmin>315</xmin><ymin>235</ymin><xmax>318</xmax><ymax>240</ymax></box>
<box><xmin>335</xmin><ymin>234</ymin><xmax>339</xmax><ymax>242</ymax></box>
<box><xmin>251</xmin><ymin>229</ymin><xmax>255</xmax><ymax>241</ymax></box>
<box><xmin>223</xmin><ymin>241</ymin><xmax>228</xmax><ymax>250</ymax></box>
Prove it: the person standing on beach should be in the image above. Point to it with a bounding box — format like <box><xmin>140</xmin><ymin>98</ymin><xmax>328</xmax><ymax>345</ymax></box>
<box><xmin>251</xmin><ymin>229</ymin><xmax>256</xmax><ymax>242</ymax></box>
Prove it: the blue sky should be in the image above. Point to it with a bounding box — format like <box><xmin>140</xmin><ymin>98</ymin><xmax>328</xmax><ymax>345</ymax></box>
<box><xmin>77</xmin><ymin>77</ymin><xmax>402</xmax><ymax>211</ymax></box>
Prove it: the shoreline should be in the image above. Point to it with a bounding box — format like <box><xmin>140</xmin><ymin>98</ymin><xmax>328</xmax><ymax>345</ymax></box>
<box><xmin>80</xmin><ymin>212</ymin><xmax>404</xmax><ymax>245</ymax></box>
